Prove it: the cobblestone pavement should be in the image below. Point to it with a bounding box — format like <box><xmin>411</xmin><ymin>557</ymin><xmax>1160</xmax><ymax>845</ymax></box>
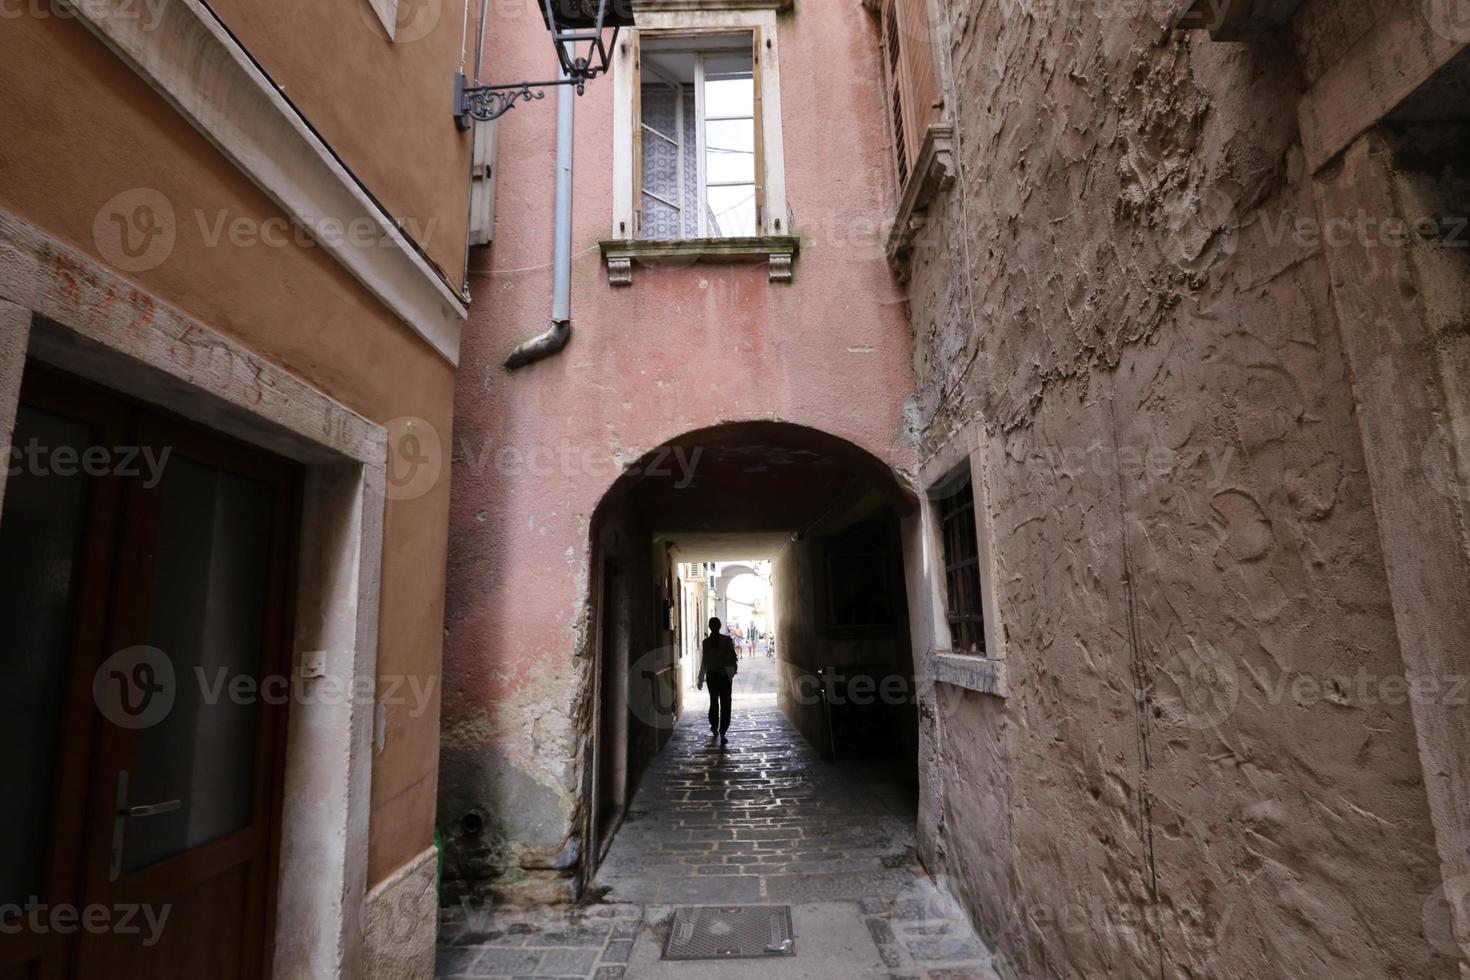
<box><xmin>437</xmin><ymin>703</ymin><xmax>1001</xmax><ymax>979</ymax></box>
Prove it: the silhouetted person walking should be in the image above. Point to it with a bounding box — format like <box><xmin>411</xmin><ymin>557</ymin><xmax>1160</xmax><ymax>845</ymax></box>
<box><xmin>698</xmin><ymin>617</ymin><xmax>738</xmax><ymax>744</ymax></box>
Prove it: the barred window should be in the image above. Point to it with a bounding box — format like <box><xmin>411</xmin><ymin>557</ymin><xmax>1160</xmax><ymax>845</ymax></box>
<box><xmin>937</xmin><ymin>468</ymin><xmax>985</xmax><ymax>654</ymax></box>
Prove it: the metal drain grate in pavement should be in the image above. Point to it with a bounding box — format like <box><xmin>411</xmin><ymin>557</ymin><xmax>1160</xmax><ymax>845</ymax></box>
<box><xmin>663</xmin><ymin>905</ymin><xmax>795</xmax><ymax>960</ymax></box>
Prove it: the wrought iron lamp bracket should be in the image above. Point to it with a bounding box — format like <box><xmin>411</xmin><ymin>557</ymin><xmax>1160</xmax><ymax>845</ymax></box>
<box><xmin>454</xmin><ymin>0</ymin><xmax>628</xmax><ymax>129</ymax></box>
<box><xmin>456</xmin><ymin>73</ymin><xmax>589</xmax><ymax>129</ymax></box>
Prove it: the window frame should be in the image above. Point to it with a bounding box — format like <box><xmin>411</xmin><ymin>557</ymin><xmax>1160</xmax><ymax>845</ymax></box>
<box><xmin>934</xmin><ymin>466</ymin><xmax>986</xmax><ymax>655</ymax></box>
<box><xmin>635</xmin><ymin>37</ymin><xmax>764</xmax><ymax>240</ymax></box>
<box><xmin>920</xmin><ymin>437</ymin><xmax>1005</xmax><ymax>696</ymax></box>
<box><xmin>611</xmin><ymin>7</ymin><xmax>790</xmax><ymax>246</ymax></box>
<box><xmin>699</xmin><ymin>49</ymin><xmax>763</xmax><ymax>239</ymax></box>
<box><xmin>632</xmin><ymin>29</ymin><xmax>766</xmax><ymax>241</ymax></box>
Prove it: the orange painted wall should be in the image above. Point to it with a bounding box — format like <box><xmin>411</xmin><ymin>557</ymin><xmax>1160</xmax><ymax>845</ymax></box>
<box><xmin>0</xmin><ymin>11</ymin><xmax>462</xmax><ymax>885</ymax></box>
<box><xmin>204</xmin><ymin>0</ymin><xmax>474</xmax><ymax>284</ymax></box>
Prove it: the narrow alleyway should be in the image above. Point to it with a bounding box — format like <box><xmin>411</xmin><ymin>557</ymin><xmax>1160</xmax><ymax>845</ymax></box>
<box><xmin>436</xmin><ymin>701</ymin><xmax>1000</xmax><ymax>979</ymax></box>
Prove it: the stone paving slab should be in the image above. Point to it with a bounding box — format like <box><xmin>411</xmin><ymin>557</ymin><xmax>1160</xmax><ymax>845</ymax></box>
<box><xmin>437</xmin><ymin>705</ymin><xmax>1000</xmax><ymax>980</ymax></box>
<box><xmin>437</xmin><ymin>903</ymin><xmax>643</xmax><ymax>980</ymax></box>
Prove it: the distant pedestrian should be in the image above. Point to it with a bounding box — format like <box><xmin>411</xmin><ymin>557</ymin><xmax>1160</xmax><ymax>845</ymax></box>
<box><xmin>698</xmin><ymin>617</ymin><xmax>739</xmax><ymax>745</ymax></box>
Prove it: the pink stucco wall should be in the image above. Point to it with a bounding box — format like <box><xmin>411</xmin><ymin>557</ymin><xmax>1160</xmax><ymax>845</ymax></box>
<box><xmin>440</xmin><ymin>0</ymin><xmax>918</xmax><ymax>896</ymax></box>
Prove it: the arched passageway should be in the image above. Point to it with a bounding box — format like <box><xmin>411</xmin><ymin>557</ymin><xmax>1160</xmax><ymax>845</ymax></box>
<box><xmin>583</xmin><ymin>421</ymin><xmax>923</xmax><ymax>877</ymax></box>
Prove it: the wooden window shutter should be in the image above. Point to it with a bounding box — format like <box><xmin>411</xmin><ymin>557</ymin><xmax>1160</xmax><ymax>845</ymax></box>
<box><xmin>900</xmin><ymin>0</ymin><xmax>940</xmax><ymax>138</ymax></box>
<box><xmin>753</xmin><ymin>28</ymin><xmax>766</xmax><ymax>234</ymax></box>
<box><xmin>882</xmin><ymin>0</ymin><xmax>909</xmax><ymax>186</ymax></box>
<box><xmin>631</xmin><ymin>31</ymin><xmax>643</xmax><ymax>238</ymax></box>
<box><xmin>882</xmin><ymin>0</ymin><xmax>941</xmax><ymax>189</ymax></box>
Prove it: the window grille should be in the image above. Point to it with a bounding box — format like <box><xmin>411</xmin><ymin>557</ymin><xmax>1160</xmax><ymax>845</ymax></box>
<box><xmin>937</xmin><ymin>470</ymin><xmax>985</xmax><ymax>654</ymax></box>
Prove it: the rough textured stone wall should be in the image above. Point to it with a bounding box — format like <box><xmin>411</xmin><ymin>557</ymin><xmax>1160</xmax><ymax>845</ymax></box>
<box><xmin>906</xmin><ymin>0</ymin><xmax>1450</xmax><ymax>975</ymax></box>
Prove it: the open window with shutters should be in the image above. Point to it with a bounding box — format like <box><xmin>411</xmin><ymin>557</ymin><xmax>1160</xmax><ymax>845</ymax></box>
<box><xmin>604</xmin><ymin>11</ymin><xmax>797</xmax><ymax>286</ymax></box>
<box><xmin>875</xmin><ymin>0</ymin><xmax>955</xmax><ymax>271</ymax></box>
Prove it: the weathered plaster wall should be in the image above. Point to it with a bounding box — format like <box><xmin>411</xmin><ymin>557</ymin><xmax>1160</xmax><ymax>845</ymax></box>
<box><xmin>1312</xmin><ymin>123</ymin><xmax>1470</xmax><ymax>969</ymax></box>
<box><xmin>440</xmin><ymin>0</ymin><xmax>918</xmax><ymax>900</ymax></box>
<box><xmin>904</xmin><ymin>0</ymin><xmax>1451</xmax><ymax>976</ymax></box>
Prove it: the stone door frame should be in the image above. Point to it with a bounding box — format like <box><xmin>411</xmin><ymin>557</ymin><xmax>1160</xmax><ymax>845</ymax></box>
<box><xmin>0</xmin><ymin>207</ymin><xmax>387</xmax><ymax>978</ymax></box>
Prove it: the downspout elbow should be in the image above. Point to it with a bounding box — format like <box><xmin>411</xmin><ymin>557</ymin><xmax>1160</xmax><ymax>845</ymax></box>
<box><xmin>505</xmin><ymin>69</ymin><xmax>575</xmax><ymax>371</ymax></box>
<box><xmin>504</xmin><ymin>318</ymin><xmax>571</xmax><ymax>369</ymax></box>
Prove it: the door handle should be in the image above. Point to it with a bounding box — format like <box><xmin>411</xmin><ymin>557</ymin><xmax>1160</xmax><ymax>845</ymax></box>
<box><xmin>110</xmin><ymin>769</ymin><xmax>183</xmax><ymax>881</ymax></box>
<box><xmin>120</xmin><ymin>800</ymin><xmax>182</xmax><ymax>818</ymax></box>
<box><xmin>110</xmin><ymin>769</ymin><xmax>129</xmax><ymax>882</ymax></box>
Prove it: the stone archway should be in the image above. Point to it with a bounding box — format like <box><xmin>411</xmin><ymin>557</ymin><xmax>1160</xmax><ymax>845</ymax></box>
<box><xmin>712</xmin><ymin>563</ymin><xmax>759</xmax><ymax>627</ymax></box>
<box><xmin>582</xmin><ymin>420</ymin><xmax>922</xmax><ymax>882</ymax></box>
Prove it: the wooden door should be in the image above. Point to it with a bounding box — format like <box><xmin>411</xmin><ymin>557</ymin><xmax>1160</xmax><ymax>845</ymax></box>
<box><xmin>0</xmin><ymin>367</ymin><xmax>295</xmax><ymax>980</ymax></box>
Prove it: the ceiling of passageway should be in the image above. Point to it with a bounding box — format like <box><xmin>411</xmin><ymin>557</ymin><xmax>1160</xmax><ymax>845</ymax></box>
<box><xmin>611</xmin><ymin>422</ymin><xmax>913</xmax><ymax>534</ymax></box>
<box><xmin>631</xmin><ymin>442</ymin><xmax>857</xmax><ymax>532</ymax></box>
<box><xmin>654</xmin><ymin>532</ymin><xmax>789</xmax><ymax>562</ymax></box>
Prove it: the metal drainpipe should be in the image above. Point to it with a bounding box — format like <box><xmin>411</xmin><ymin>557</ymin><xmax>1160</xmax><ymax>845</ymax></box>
<box><xmin>504</xmin><ymin>68</ymin><xmax>575</xmax><ymax>369</ymax></box>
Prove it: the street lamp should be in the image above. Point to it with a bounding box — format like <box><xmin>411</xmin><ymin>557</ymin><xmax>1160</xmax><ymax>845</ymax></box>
<box><xmin>454</xmin><ymin>0</ymin><xmax>636</xmax><ymax>129</ymax></box>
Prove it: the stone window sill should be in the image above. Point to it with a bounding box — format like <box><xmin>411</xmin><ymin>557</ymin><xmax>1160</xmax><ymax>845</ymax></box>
<box><xmin>930</xmin><ymin>651</ymin><xmax>1006</xmax><ymax>698</ymax></box>
<box><xmin>600</xmin><ymin>236</ymin><xmax>800</xmax><ymax>285</ymax></box>
<box><xmin>885</xmin><ymin>124</ymin><xmax>955</xmax><ymax>278</ymax></box>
